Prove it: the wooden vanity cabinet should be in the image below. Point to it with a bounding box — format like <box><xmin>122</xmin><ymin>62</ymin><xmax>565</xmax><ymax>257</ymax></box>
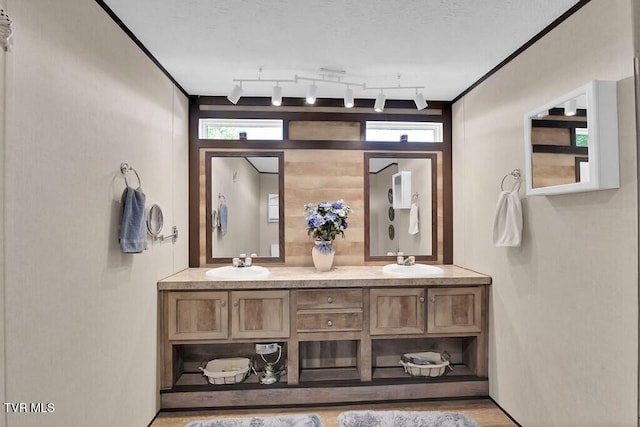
<box><xmin>158</xmin><ymin>273</ymin><xmax>490</xmax><ymax>410</ymax></box>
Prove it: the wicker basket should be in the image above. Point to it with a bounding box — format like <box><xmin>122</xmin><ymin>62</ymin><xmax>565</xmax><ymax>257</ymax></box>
<box><xmin>400</xmin><ymin>352</ymin><xmax>450</xmax><ymax>377</ymax></box>
<box><xmin>199</xmin><ymin>357</ymin><xmax>250</xmax><ymax>385</ymax></box>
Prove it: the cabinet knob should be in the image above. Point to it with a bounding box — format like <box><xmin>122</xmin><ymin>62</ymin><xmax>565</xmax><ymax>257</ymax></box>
<box><xmin>220</xmin><ymin>300</ymin><xmax>226</xmax><ymax>307</ymax></box>
<box><xmin>327</xmin><ymin>297</ymin><xmax>334</xmax><ymax>304</ymax></box>
<box><xmin>327</xmin><ymin>320</ymin><xmax>333</xmax><ymax>327</ymax></box>
<box><xmin>233</xmin><ymin>301</ymin><xmax>239</xmax><ymax>307</ymax></box>
<box><xmin>419</xmin><ymin>296</ymin><xmax>425</xmax><ymax>303</ymax></box>
<box><xmin>430</xmin><ymin>296</ymin><xmax>436</xmax><ymax>303</ymax></box>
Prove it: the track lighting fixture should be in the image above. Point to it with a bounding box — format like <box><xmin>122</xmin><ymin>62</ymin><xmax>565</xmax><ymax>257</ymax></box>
<box><xmin>413</xmin><ymin>91</ymin><xmax>428</xmax><ymax>110</ymax></box>
<box><xmin>564</xmin><ymin>99</ymin><xmax>577</xmax><ymax>116</ymax></box>
<box><xmin>374</xmin><ymin>92</ymin><xmax>386</xmax><ymax>112</ymax></box>
<box><xmin>306</xmin><ymin>83</ymin><xmax>318</xmax><ymax>105</ymax></box>
<box><xmin>227</xmin><ymin>83</ymin><xmax>243</xmax><ymax>104</ymax></box>
<box><xmin>271</xmin><ymin>84</ymin><xmax>282</xmax><ymax>106</ymax></box>
<box><xmin>227</xmin><ymin>69</ymin><xmax>428</xmax><ymax>112</ymax></box>
<box><xmin>344</xmin><ymin>88</ymin><xmax>354</xmax><ymax>108</ymax></box>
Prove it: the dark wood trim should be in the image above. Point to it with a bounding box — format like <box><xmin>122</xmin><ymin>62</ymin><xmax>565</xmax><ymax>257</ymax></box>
<box><xmin>441</xmin><ymin>104</ymin><xmax>453</xmax><ymax>264</ymax></box>
<box><xmin>204</xmin><ymin>151</ymin><xmax>285</xmax><ymax>265</ymax></box>
<box><xmin>532</xmin><ymin>119</ymin><xmax>587</xmax><ymax>129</ymax></box>
<box><xmin>364</xmin><ymin>152</ymin><xmax>438</xmax><ymax>263</ymax></box>
<box><xmin>452</xmin><ymin>0</ymin><xmax>592</xmax><ymax>103</ymax></box>
<box><xmin>94</xmin><ymin>0</ymin><xmax>189</xmax><ymax>98</ymax></box>
<box><xmin>370</xmin><ymin>162</ymin><xmax>399</xmax><ymax>175</ymax></box>
<box><xmin>188</xmin><ymin>98</ymin><xmax>200</xmax><ymax>267</ymax></box>
<box><xmin>195</xmin><ymin>139</ymin><xmax>446</xmax><ymax>151</ymax></box>
<box><xmin>532</xmin><ymin>145</ymin><xmax>588</xmax><ymax>155</ymax></box>
<box><xmin>160</xmin><ymin>379</ymin><xmax>489</xmax><ymax>409</ymax></box>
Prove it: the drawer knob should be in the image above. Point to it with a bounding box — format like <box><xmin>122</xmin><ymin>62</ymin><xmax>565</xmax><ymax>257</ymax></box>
<box><xmin>327</xmin><ymin>320</ymin><xmax>333</xmax><ymax>327</ymax></box>
<box><xmin>419</xmin><ymin>296</ymin><xmax>425</xmax><ymax>303</ymax></box>
<box><xmin>327</xmin><ymin>297</ymin><xmax>334</xmax><ymax>304</ymax></box>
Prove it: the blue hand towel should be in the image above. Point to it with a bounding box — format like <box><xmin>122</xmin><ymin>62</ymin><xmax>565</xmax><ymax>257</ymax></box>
<box><xmin>219</xmin><ymin>203</ymin><xmax>228</xmax><ymax>236</ymax></box>
<box><xmin>119</xmin><ymin>187</ymin><xmax>148</xmax><ymax>253</ymax></box>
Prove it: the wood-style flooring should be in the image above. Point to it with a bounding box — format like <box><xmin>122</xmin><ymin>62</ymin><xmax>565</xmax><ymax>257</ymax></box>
<box><xmin>149</xmin><ymin>398</ymin><xmax>518</xmax><ymax>427</ymax></box>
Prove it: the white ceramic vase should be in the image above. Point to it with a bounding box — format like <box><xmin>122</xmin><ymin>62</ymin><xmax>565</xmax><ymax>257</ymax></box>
<box><xmin>311</xmin><ymin>240</ymin><xmax>335</xmax><ymax>272</ymax></box>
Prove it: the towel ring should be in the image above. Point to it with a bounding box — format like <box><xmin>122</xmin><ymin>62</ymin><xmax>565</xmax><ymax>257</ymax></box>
<box><xmin>120</xmin><ymin>162</ymin><xmax>142</xmax><ymax>188</ymax></box>
<box><xmin>501</xmin><ymin>169</ymin><xmax>521</xmax><ymax>192</ymax></box>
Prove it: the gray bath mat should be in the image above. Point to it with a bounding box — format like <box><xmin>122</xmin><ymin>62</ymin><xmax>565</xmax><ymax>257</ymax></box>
<box><xmin>185</xmin><ymin>413</ymin><xmax>322</xmax><ymax>427</ymax></box>
<box><xmin>337</xmin><ymin>410</ymin><xmax>479</xmax><ymax>427</ymax></box>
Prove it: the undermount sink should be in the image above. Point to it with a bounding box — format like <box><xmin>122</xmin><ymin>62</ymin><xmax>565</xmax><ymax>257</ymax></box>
<box><xmin>382</xmin><ymin>263</ymin><xmax>444</xmax><ymax>277</ymax></box>
<box><xmin>205</xmin><ymin>265</ymin><xmax>270</xmax><ymax>279</ymax></box>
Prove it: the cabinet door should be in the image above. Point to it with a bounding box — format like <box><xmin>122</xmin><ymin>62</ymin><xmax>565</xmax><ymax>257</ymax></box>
<box><xmin>427</xmin><ymin>287</ymin><xmax>482</xmax><ymax>334</ymax></box>
<box><xmin>231</xmin><ymin>290</ymin><xmax>290</xmax><ymax>339</ymax></box>
<box><xmin>167</xmin><ymin>291</ymin><xmax>228</xmax><ymax>340</ymax></box>
<box><xmin>370</xmin><ymin>288</ymin><xmax>425</xmax><ymax>335</ymax></box>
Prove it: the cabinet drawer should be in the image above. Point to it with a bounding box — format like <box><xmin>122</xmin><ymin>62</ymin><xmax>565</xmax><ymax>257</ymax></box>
<box><xmin>427</xmin><ymin>287</ymin><xmax>482</xmax><ymax>334</ymax></box>
<box><xmin>296</xmin><ymin>289</ymin><xmax>363</xmax><ymax>309</ymax></box>
<box><xmin>296</xmin><ymin>310</ymin><xmax>363</xmax><ymax>332</ymax></box>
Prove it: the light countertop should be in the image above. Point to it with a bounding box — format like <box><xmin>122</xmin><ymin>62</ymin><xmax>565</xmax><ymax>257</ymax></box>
<box><xmin>158</xmin><ymin>265</ymin><xmax>491</xmax><ymax>290</ymax></box>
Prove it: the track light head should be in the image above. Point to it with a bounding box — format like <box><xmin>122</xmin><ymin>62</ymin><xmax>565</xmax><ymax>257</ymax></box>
<box><xmin>564</xmin><ymin>99</ymin><xmax>577</xmax><ymax>116</ymax></box>
<box><xmin>413</xmin><ymin>92</ymin><xmax>428</xmax><ymax>110</ymax></box>
<box><xmin>227</xmin><ymin>84</ymin><xmax>243</xmax><ymax>104</ymax></box>
<box><xmin>271</xmin><ymin>85</ymin><xmax>282</xmax><ymax>106</ymax></box>
<box><xmin>306</xmin><ymin>83</ymin><xmax>318</xmax><ymax>104</ymax></box>
<box><xmin>344</xmin><ymin>88</ymin><xmax>354</xmax><ymax>108</ymax></box>
<box><xmin>374</xmin><ymin>93</ymin><xmax>386</xmax><ymax>112</ymax></box>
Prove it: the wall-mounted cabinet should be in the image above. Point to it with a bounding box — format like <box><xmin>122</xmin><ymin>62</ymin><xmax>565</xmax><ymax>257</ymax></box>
<box><xmin>392</xmin><ymin>171</ymin><xmax>412</xmax><ymax>209</ymax></box>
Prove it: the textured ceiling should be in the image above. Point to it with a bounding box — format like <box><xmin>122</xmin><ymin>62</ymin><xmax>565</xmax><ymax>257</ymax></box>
<box><xmin>102</xmin><ymin>0</ymin><xmax>582</xmax><ymax>101</ymax></box>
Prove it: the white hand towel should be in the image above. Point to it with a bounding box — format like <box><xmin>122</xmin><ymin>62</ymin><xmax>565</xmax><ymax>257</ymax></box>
<box><xmin>219</xmin><ymin>203</ymin><xmax>228</xmax><ymax>236</ymax></box>
<box><xmin>492</xmin><ymin>190</ymin><xmax>523</xmax><ymax>247</ymax></box>
<box><xmin>408</xmin><ymin>203</ymin><xmax>419</xmax><ymax>235</ymax></box>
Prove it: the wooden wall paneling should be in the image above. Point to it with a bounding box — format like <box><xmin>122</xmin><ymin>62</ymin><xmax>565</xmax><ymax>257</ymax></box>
<box><xmin>288</xmin><ymin>120</ymin><xmax>361</xmax><ymax>141</ymax></box>
<box><xmin>285</xmin><ymin>150</ymin><xmax>365</xmax><ymax>266</ymax></box>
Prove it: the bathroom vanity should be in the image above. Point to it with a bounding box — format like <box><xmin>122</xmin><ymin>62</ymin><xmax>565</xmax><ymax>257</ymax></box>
<box><xmin>157</xmin><ymin>265</ymin><xmax>491</xmax><ymax>409</ymax></box>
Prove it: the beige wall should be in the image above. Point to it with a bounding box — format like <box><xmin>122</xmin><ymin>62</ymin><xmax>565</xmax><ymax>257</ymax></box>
<box><xmin>0</xmin><ymin>0</ymin><xmax>6</xmax><ymax>425</ymax></box>
<box><xmin>3</xmin><ymin>1</ymin><xmax>188</xmax><ymax>426</ymax></box>
<box><xmin>453</xmin><ymin>1</ymin><xmax>637</xmax><ymax>425</ymax></box>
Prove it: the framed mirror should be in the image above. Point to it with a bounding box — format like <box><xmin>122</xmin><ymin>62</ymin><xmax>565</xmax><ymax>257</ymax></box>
<box><xmin>205</xmin><ymin>151</ymin><xmax>284</xmax><ymax>264</ymax></box>
<box><xmin>524</xmin><ymin>80</ymin><xmax>619</xmax><ymax>196</ymax></box>
<box><xmin>365</xmin><ymin>152</ymin><xmax>437</xmax><ymax>262</ymax></box>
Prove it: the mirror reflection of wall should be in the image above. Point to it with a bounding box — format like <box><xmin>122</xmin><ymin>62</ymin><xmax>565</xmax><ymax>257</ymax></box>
<box><xmin>207</xmin><ymin>153</ymin><xmax>282</xmax><ymax>261</ymax></box>
<box><xmin>366</xmin><ymin>153</ymin><xmax>436</xmax><ymax>260</ymax></box>
<box><xmin>530</xmin><ymin>94</ymin><xmax>588</xmax><ymax>189</ymax></box>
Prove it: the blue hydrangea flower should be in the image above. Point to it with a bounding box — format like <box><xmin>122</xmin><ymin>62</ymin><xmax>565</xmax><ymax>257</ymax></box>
<box><xmin>304</xmin><ymin>199</ymin><xmax>352</xmax><ymax>241</ymax></box>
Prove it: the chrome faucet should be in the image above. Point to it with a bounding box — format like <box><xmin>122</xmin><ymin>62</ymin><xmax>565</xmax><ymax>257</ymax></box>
<box><xmin>397</xmin><ymin>255</ymin><xmax>415</xmax><ymax>266</ymax></box>
<box><xmin>232</xmin><ymin>253</ymin><xmax>255</xmax><ymax>268</ymax></box>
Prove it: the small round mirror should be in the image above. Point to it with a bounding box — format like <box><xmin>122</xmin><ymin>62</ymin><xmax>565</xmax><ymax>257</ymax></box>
<box><xmin>147</xmin><ymin>204</ymin><xmax>164</xmax><ymax>238</ymax></box>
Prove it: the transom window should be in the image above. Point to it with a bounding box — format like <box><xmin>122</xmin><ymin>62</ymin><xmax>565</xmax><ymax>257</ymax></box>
<box><xmin>199</xmin><ymin>119</ymin><xmax>283</xmax><ymax>140</ymax></box>
<box><xmin>365</xmin><ymin>121</ymin><xmax>443</xmax><ymax>143</ymax></box>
